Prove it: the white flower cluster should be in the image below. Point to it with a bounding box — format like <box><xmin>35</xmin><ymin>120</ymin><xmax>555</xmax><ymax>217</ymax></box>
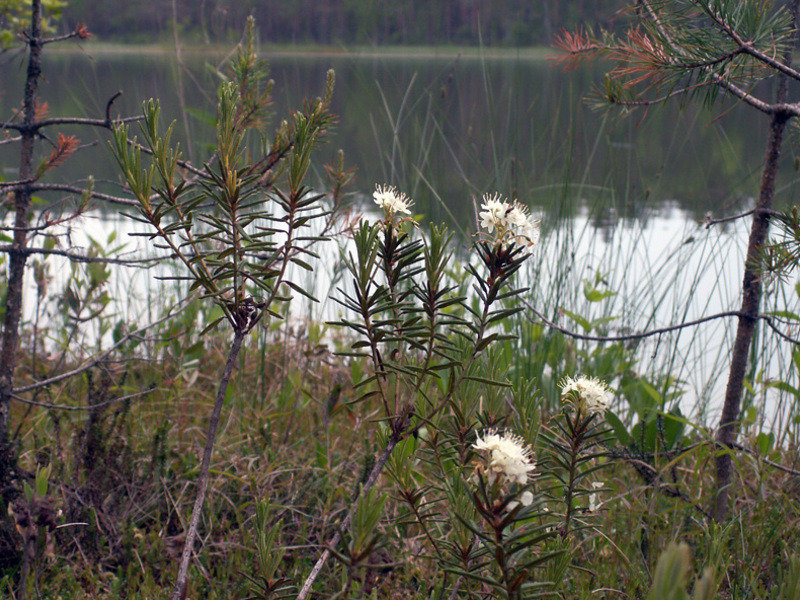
<box><xmin>560</xmin><ymin>375</ymin><xmax>610</xmax><ymax>416</ymax></box>
<box><xmin>473</xmin><ymin>430</ymin><xmax>535</xmax><ymax>508</ymax></box>
<box><xmin>373</xmin><ymin>184</ymin><xmax>412</xmax><ymax>218</ymax></box>
<box><xmin>478</xmin><ymin>193</ymin><xmax>540</xmax><ymax>251</ymax></box>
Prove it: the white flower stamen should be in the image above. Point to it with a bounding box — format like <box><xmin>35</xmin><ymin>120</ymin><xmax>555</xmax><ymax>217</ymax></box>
<box><xmin>478</xmin><ymin>193</ymin><xmax>540</xmax><ymax>251</ymax></box>
<box><xmin>560</xmin><ymin>375</ymin><xmax>611</xmax><ymax>416</ymax></box>
<box><xmin>473</xmin><ymin>430</ymin><xmax>536</xmax><ymax>486</ymax></box>
<box><xmin>373</xmin><ymin>184</ymin><xmax>412</xmax><ymax>218</ymax></box>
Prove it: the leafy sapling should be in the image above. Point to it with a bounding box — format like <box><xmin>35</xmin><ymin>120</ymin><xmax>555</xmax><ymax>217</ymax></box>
<box><xmin>111</xmin><ymin>19</ymin><xmax>339</xmax><ymax>599</ymax></box>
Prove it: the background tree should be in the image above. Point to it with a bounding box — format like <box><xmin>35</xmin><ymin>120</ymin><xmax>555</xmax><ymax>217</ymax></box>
<box><xmin>110</xmin><ymin>18</ymin><xmax>342</xmax><ymax>598</ymax></box>
<box><xmin>0</xmin><ymin>0</ymin><xmax>139</xmax><ymax>504</ymax></box>
<box><xmin>554</xmin><ymin>0</ymin><xmax>800</xmax><ymax>522</ymax></box>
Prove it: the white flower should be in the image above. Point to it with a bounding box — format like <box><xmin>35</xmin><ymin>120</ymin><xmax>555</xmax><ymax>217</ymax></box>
<box><xmin>560</xmin><ymin>375</ymin><xmax>610</xmax><ymax>416</ymax></box>
<box><xmin>479</xmin><ymin>194</ymin><xmax>508</xmax><ymax>234</ymax></box>
<box><xmin>473</xmin><ymin>430</ymin><xmax>536</xmax><ymax>486</ymax></box>
<box><xmin>478</xmin><ymin>193</ymin><xmax>540</xmax><ymax>251</ymax></box>
<box><xmin>373</xmin><ymin>184</ymin><xmax>412</xmax><ymax>217</ymax></box>
<box><xmin>506</xmin><ymin>202</ymin><xmax>540</xmax><ymax>249</ymax></box>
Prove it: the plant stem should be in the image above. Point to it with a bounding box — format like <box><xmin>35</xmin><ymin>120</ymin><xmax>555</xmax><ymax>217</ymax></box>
<box><xmin>562</xmin><ymin>414</ymin><xmax>582</xmax><ymax>538</ymax></box>
<box><xmin>170</xmin><ymin>327</ymin><xmax>245</xmax><ymax>600</ymax></box>
<box><xmin>295</xmin><ymin>437</ymin><xmax>399</xmax><ymax>600</ymax></box>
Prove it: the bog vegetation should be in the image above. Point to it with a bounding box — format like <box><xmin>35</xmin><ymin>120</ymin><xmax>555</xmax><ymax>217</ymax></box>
<box><xmin>1</xmin><ymin>1</ymin><xmax>800</xmax><ymax>599</ymax></box>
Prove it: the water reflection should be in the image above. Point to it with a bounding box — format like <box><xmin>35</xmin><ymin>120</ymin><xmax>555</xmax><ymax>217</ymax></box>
<box><xmin>1</xmin><ymin>48</ymin><xmax>793</xmax><ymax>226</ymax></box>
<box><xmin>2</xmin><ymin>49</ymin><xmax>799</xmax><ymax>429</ymax></box>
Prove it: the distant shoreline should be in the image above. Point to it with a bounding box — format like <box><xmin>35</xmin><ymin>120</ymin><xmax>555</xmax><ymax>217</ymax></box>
<box><xmin>46</xmin><ymin>41</ymin><xmax>556</xmax><ymax>61</ymax></box>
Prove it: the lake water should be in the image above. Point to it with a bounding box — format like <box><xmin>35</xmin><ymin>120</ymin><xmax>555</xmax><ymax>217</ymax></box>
<box><xmin>1</xmin><ymin>47</ymin><xmax>799</xmax><ymax>430</ymax></box>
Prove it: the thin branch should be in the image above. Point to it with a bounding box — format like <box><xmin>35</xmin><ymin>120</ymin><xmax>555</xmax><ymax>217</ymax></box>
<box><xmin>524</xmin><ymin>300</ymin><xmax>745</xmax><ymax>342</ymax></box>
<box><xmin>0</xmin><ymin>121</ymin><xmax>23</xmax><ymax>132</ymax></box>
<box><xmin>40</xmin><ymin>30</ymin><xmax>84</xmax><ymax>45</ymax></box>
<box><xmin>730</xmin><ymin>441</ymin><xmax>800</xmax><ymax>476</ymax></box>
<box><xmin>295</xmin><ymin>438</ymin><xmax>399</xmax><ymax>600</ymax></box>
<box><xmin>0</xmin><ymin>209</ymin><xmax>88</xmax><ymax>232</ymax></box>
<box><xmin>0</xmin><ymin>244</ymin><xmax>157</xmax><ymax>266</ymax></box>
<box><xmin>2</xmin><ymin>90</ymin><xmax>136</xmax><ymax>134</ymax></box>
<box><xmin>673</xmin><ymin>46</ymin><xmax>747</xmax><ymax>70</ymax></box>
<box><xmin>525</xmin><ymin>300</ymin><xmax>800</xmax><ymax>345</ymax></box>
<box><xmin>28</xmin><ymin>183</ymin><xmax>138</xmax><ymax>207</ymax></box>
<box><xmin>125</xmin><ymin>136</ymin><xmax>207</xmax><ymax>177</ymax></box>
<box><xmin>704</xmin><ymin>208</ymin><xmax>755</xmax><ymax>228</ymax></box>
<box><xmin>597</xmin><ymin>439</ymin><xmax>800</xmax><ymax>477</ymax></box>
<box><xmin>703</xmin><ymin>207</ymin><xmax>785</xmax><ymax>228</ymax></box>
<box><xmin>760</xmin><ymin>314</ymin><xmax>800</xmax><ymax>345</ymax></box>
<box><xmin>11</xmin><ymin>386</ymin><xmax>158</xmax><ymax>411</ymax></box>
<box><xmin>32</xmin><ymin>115</ymin><xmax>143</xmax><ymax>129</ymax></box>
<box><xmin>607</xmin><ymin>81</ymin><xmax>714</xmax><ymax>107</ymax></box>
<box><xmin>1</xmin><ymin>115</ymin><xmax>142</xmax><ymax>133</ymax></box>
<box><xmin>0</xmin><ymin>178</ymin><xmax>35</xmax><ymax>189</ymax></box>
<box><xmin>638</xmin><ymin>0</ymin><xmax>670</xmax><ymax>42</ymax></box>
<box><xmin>712</xmin><ymin>75</ymin><xmax>800</xmax><ymax>116</ymax></box>
<box><xmin>170</xmin><ymin>328</ymin><xmax>246</xmax><ymax>600</ymax></box>
<box><xmin>11</xmin><ymin>295</ymin><xmax>197</xmax><ymax>395</ymax></box>
<box><xmin>106</xmin><ymin>91</ymin><xmax>122</xmax><ymax>124</ymax></box>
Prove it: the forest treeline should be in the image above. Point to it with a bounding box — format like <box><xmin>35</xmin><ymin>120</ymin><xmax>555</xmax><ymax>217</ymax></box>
<box><xmin>61</xmin><ymin>0</ymin><xmax>631</xmax><ymax>46</ymax></box>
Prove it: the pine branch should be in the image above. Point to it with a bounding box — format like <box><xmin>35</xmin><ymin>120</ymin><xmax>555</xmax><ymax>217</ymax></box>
<box><xmin>696</xmin><ymin>0</ymin><xmax>800</xmax><ymax>82</ymax></box>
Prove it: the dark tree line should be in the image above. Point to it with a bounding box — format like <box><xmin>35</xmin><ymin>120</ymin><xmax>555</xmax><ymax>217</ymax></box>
<box><xmin>60</xmin><ymin>0</ymin><xmax>630</xmax><ymax>46</ymax></box>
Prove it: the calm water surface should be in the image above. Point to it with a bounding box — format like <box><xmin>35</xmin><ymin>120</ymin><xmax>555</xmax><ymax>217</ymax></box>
<box><xmin>2</xmin><ymin>48</ymin><xmax>799</xmax><ymax>426</ymax></box>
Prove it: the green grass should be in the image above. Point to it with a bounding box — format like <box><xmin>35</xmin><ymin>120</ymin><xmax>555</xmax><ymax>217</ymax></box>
<box><xmin>3</xmin><ymin>321</ymin><xmax>799</xmax><ymax>599</ymax></box>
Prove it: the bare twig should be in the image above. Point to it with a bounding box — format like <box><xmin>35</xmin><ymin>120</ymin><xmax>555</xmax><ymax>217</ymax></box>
<box><xmin>171</xmin><ymin>328</ymin><xmax>245</xmax><ymax>600</ymax></box>
<box><xmin>597</xmin><ymin>438</ymin><xmax>800</xmax><ymax>477</ymax></box>
<box><xmin>524</xmin><ymin>298</ymin><xmax>800</xmax><ymax>346</ymax></box>
<box><xmin>11</xmin><ymin>387</ymin><xmax>158</xmax><ymax>412</ymax></box>
<box><xmin>712</xmin><ymin>75</ymin><xmax>799</xmax><ymax>116</ymax></box>
<box><xmin>0</xmin><ymin>244</ymin><xmax>157</xmax><ymax>266</ymax></box>
<box><xmin>105</xmin><ymin>91</ymin><xmax>123</xmax><ymax>124</ymax></box>
<box><xmin>523</xmin><ymin>300</ymin><xmax>745</xmax><ymax>342</ymax></box>
<box><xmin>730</xmin><ymin>441</ymin><xmax>800</xmax><ymax>476</ymax></box>
<box><xmin>0</xmin><ymin>177</ymin><xmax>36</xmax><ymax>189</ymax></box>
<box><xmin>28</xmin><ymin>183</ymin><xmax>139</xmax><ymax>207</ymax></box>
<box><xmin>606</xmin><ymin>81</ymin><xmax>713</xmax><ymax>107</ymax></box>
<box><xmin>31</xmin><ymin>115</ymin><xmax>143</xmax><ymax>129</ymax></box>
<box><xmin>40</xmin><ymin>30</ymin><xmax>85</xmax><ymax>45</ymax></box>
<box><xmin>12</xmin><ymin>295</ymin><xmax>197</xmax><ymax>395</ymax></box>
<box><xmin>125</xmin><ymin>136</ymin><xmax>206</xmax><ymax>177</ymax></box>
<box><xmin>760</xmin><ymin>315</ymin><xmax>800</xmax><ymax>345</ymax></box>
<box><xmin>703</xmin><ymin>208</ymin><xmax>756</xmax><ymax>228</ymax></box>
<box><xmin>295</xmin><ymin>438</ymin><xmax>399</xmax><ymax>600</ymax></box>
